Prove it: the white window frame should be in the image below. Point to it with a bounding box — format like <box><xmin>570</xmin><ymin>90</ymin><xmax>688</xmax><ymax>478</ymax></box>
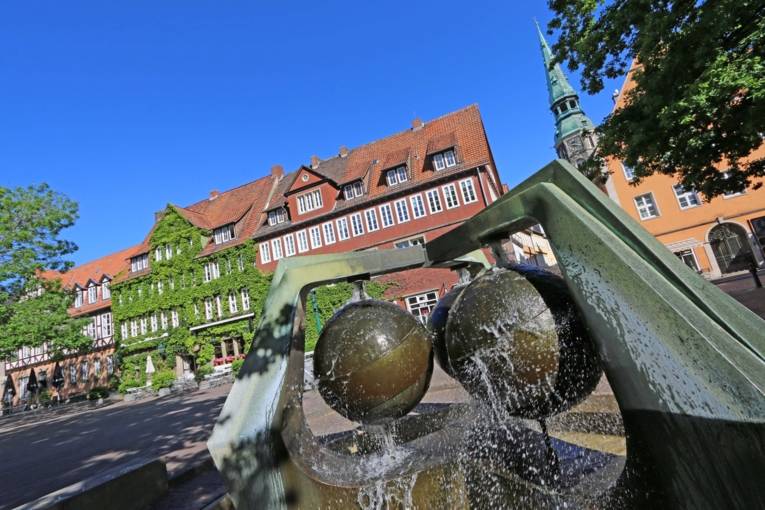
<box><xmin>350</xmin><ymin>213</ymin><xmax>364</xmax><ymax>236</ymax></box>
<box><xmin>622</xmin><ymin>163</ymin><xmax>636</xmax><ymax>182</ymax></box>
<box><xmin>229</xmin><ymin>292</ymin><xmax>238</xmax><ymax>314</ymax></box>
<box><xmin>214</xmin><ymin>224</ymin><xmax>236</xmax><ymax>245</ymax></box>
<box><xmin>426</xmin><ymin>189</ymin><xmax>443</xmax><ymax>214</ymax></box>
<box><xmin>410</xmin><ymin>194</ymin><xmax>426</xmax><ymax>219</ymax></box>
<box><xmin>394</xmin><ymin>236</ymin><xmax>425</xmax><ymax>249</ymax></box>
<box><xmin>140</xmin><ymin>317</ymin><xmax>147</xmax><ymax>335</ymax></box>
<box><xmin>459</xmin><ymin>178</ymin><xmax>478</xmax><ymax>204</ymax></box>
<box><xmin>394</xmin><ymin>199</ymin><xmax>410</xmax><ymax>223</ymax></box>
<box><xmin>634</xmin><ymin>192</ymin><xmax>659</xmax><ymax>220</ymax></box>
<box><xmin>271</xmin><ymin>238</ymin><xmax>283</xmax><ymax>260</ymax></box>
<box><xmin>215</xmin><ymin>295</ymin><xmax>223</xmax><ymax>318</ymax></box>
<box><xmin>165</xmin><ymin>244</ymin><xmax>173</xmax><ymax>259</ymax></box>
<box><xmin>267</xmin><ymin>208</ymin><xmax>287</xmax><ymax>226</ymax></box>
<box><xmin>385</xmin><ymin>166</ymin><xmax>408</xmax><ymax>187</ymax></box>
<box><xmin>365</xmin><ymin>208</ymin><xmax>379</xmax><ymax>232</ymax></box>
<box><xmin>379</xmin><ymin>203</ymin><xmax>395</xmax><ymax>228</ymax></box>
<box><xmin>673</xmin><ymin>184</ymin><xmax>701</xmax><ymax>210</ymax></box>
<box><xmin>405</xmin><ymin>290</ymin><xmax>439</xmax><ymax>324</ymax></box>
<box><xmin>160</xmin><ymin>311</ymin><xmax>168</xmax><ymax>330</ymax></box>
<box><xmin>283</xmin><ymin>234</ymin><xmax>296</xmax><ymax>256</ymax></box>
<box><xmin>309</xmin><ymin>226</ymin><xmax>322</xmax><ymax>249</ymax></box>
<box><xmin>259</xmin><ymin>242</ymin><xmax>271</xmax><ymax>264</ymax></box>
<box><xmin>241</xmin><ymin>288</ymin><xmax>251</xmax><ymax>310</ymax></box>
<box><xmin>150</xmin><ymin>314</ymin><xmax>158</xmax><ymax>332</ymax></box>
<box><xmin>442</xmin><ymin>183</ymin><xmax>460</xmax><ymax>209</ymax></box>
<box><xmin>204</xmin><ymin>298</ymin><xmax>214</xmax><ymax>320</ymax></box>
<box><xmin>336</xmin><ymin>217</ymin><xmax>350</xmax><ymax>240</ymax></box>
<box><xmin>433</xmin><ymin>149</ymin><xmax>456</xmax><ymax>171</ymax></box>
<box><xmin>155</xmin><ymin>247</ymin><xmax>163</xmax><ymax>262</ymax></box>
<box><xmin>74</xmin><ymin>288</ymin><xmax>83</xmax><ymax>308</ymax></box>
<box><xmin>296</xmin><ymin>189</ymin><xmax>323</xmax><ymax>214</ymax></box>
<box><xmin>204</xmin><ymin>261</ymin><xmax>220</xmax><ymax>282</ymax></box>
<box><xmin>88</xmin><ymin>284</ymin><xmax>97</xmax><ymax>304</ymax></box>
<box><xmin>296</xmin><ymin>230</ymin><xmax>309</xmax><ymax>253</ymax></box>
<box><xmin>101</xmin><ymin>280</ymin><xmax>111</xmax><ymax>300</ymax></box>
<box><xmin>121</xmin><ymin>323</ymin><xmax>128</xmax><ymax>339</ymax></box>
<box><xmin>322</xmin><ymin>222</ymin><xmax>336</xmax><ymax>245</ymax></box>
<box><xmin>343</xmin><ymin>181</ymin><xmax>364</xmax><ymax>200</ymax></box>
<box><xmin>171</xmin><ymin>310</ymin><xmax>179</xmax><ymax>328</ymax></box>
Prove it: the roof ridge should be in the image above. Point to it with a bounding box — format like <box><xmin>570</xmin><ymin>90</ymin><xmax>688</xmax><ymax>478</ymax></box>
<box><xmin>184</xmin><ymin>173</ymin><xmax>275</xmax><ymax>210</ymax></box>
<box><xmin>313</xmin><ymin>104</ymin><xmax>480</xmax><ymax>165</ymax></box>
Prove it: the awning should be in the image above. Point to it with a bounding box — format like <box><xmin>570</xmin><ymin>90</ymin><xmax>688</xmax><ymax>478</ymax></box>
<box><xmin>3</xmin><ymin>374</ymin><xmax>16</xmax><ymax>401</ymax></box>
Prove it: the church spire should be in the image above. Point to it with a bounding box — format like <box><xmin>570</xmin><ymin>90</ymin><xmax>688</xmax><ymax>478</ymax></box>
<box><xmin>534</xmin><ymin>20</ymin><xmax>597</xmax><ymax>165</ymax></box>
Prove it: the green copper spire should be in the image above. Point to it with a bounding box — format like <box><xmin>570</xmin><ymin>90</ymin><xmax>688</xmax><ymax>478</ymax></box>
<box><xmin>535</xmin><ymin>20</ymin><xmax>596</xmax><ymax>147</ymax></box>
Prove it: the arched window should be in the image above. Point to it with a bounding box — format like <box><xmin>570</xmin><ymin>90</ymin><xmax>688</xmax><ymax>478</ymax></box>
<box><xmin>709</xmin><ymin>223</ymin><xmax>753</xmax><ymax>274</ymax></box>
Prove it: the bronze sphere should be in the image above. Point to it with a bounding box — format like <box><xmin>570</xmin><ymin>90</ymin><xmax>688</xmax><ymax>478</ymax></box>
<box><xmin>426</xmin><ymin>284</ymin><xmax>466</xmax><ymax>377</ymax></box>
<box><xmin>313</xmin><ymin>300</ymin><xmax>433</xmax><ymax>424</ymax></box>
<box><xmin>444</xmin><ymin>266</ymin><xmax>602</xmax><ymax>419</ymax></box>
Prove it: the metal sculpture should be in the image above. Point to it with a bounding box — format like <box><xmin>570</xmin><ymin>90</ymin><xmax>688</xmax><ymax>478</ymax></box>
<box><xmin>208</xmin><ymin>159</ymin><xmax>765</xmax><ymax>509</ymax></box>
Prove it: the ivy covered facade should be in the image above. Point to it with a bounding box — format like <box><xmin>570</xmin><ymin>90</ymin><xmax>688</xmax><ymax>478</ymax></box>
<box><xmin>111</xmin><ymin>207</ymin><xmax>270</xmax><ymax>390</ymax></box>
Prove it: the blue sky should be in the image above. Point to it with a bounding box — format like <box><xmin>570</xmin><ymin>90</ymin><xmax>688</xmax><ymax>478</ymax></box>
<box><xmin>1</xmin><ymin>2</ymin><xmax>623</xmax><ymax>265</ymax></box>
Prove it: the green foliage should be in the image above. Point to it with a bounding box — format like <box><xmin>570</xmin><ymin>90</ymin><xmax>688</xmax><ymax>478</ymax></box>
<box><xmin>547</xmin><ymin>0</ymin><xmax>765</xmax><ymax>198</ymax></box>
<box><xmin>231</xmin><ymin>358</ymin><xmax>244</xmax><ymax>377</ymax></box>
<box><xmin>0</xmin><ymin>184</ymin><xmax>85</xmax><ymax>357</ymax></box>
<box><xmin>38</xmin><ymin>389</ymin><xmax>52</xmax><ymax>404</ymax></box>
<box><xmin>195</xmin><ymin>364</ymin><xmax>213</xmax><ymax>382</ymax></box>
<box><xmin>87</xmin><ymin>387</ymin><xmax>110</xmax><ymax>400</ymax></box>
<box><xmin>304</xmin><ymin>281</ymin><xmax>393</xmax><ymax>352</ymax></box>
<box><xmin>111</xmin><ymin>206</ymin><xmax>271</xmax><ymax>375</ymax></box>
<box><xmin>151</xmin><ymin>370</ymin><xmax>176</xmax><ymax>391</ymax></box>
<box><xmin>0</xmin><ymin>278</ymin><xmax>90</xmax><ymax>359</ymax></box>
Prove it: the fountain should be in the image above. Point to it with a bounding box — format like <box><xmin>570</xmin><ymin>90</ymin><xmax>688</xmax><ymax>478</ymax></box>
<box><xmin>208</xmin><ymin>159</ymin><xmax>765</xmax><ymax>509</ymax></box>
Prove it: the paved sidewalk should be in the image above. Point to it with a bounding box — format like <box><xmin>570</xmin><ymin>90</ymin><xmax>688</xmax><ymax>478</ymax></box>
<box><xmin>715</xmin><ymin>272</ymin><xmax>765</xmax><ymax>319</ymax></box>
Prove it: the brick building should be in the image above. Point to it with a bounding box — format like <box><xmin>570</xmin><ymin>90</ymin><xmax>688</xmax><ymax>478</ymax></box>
<box><xmin>3</xmin><ymin>104</ymin><xmax>556</xmax><ymax>397</ymax></box>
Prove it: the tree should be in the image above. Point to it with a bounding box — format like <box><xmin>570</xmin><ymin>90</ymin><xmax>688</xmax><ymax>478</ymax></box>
<box><xmin>0</xmin><ymin>184</ymin><xmax>90</xmax><ymax>358</ymax></box>
<box><xmin>547</xmin><ymin>0</ymin><xmax>765</xmax><ymax>199</ymax></box>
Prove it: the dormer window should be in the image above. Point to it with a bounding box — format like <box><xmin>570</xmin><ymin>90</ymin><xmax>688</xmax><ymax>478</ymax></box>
<box><xmin>385</xmin><ymin>166</ymin><xmax>408</xmax><ymax>187</ymax></box>
<box><xmin>87</xmin><ymin>284</ymin><xmax>97</xmax><ymax>304</ymax></box>
<box><xmin>432</xmin><ymin>149</ymin><xmax>456</xmax><ymax>171</ymax></box>
<box><xmin>268</xmin><ymin>208</ymin><xmax>287</xmax><ymax>226</ymax></box>
<box><xmin>343</xmin><ymin>181</ymin><xmax>364</xmax><ymax>200</ymax></box>
<box><xmin>102</xmin><ymin>279</ymin><xmax>111</xmax><ymax>300</ymax></box>
<box><xmin>130</xmin><ymin>253</ymin><xmax>149</xmax><ymax>272</ymax></box>
<box><xmin>213</xmin><ymin>223</ymin><xmax>235</xmax><ymax>245</ymax></box>
<box><xmin>74</xmin><ymin>288</ymin><xmax>83</xmax><ymax>308</ymax></box>
<box><xmin>297</xmin><ymin>189</ymin><xmax>323</xmax><ymax>214</ymax></box>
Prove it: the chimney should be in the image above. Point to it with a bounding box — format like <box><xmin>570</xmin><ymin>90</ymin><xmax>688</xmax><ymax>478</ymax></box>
<box><xmin>271</xmin><ymin>164</ymin><xmax>284</xmax><ymax>179</ymax></box>
<box><xmin>209</xmin><ymin>190</ymin><xmax>219</xmax><ymax>200</ymax></box>
<box><xmin>311</xmin><ymin>155</ymin><xmax>320</xmax><ymax>169</ymax></box>
<box><xmin>411</xmin><ymin>117</ymin><xmax>424</xmax><ymax>130</ymax></box>
<box><xmin>339</xmin><ymin>145</ymin><xmax>349</xmax><ymax>158</ymax></box>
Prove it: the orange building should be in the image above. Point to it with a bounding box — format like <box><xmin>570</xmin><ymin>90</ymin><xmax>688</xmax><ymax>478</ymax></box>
<box><xmin>604</xmin><ymin>67</ymin><xmax>765</xmax><ymax>279</ymax></box>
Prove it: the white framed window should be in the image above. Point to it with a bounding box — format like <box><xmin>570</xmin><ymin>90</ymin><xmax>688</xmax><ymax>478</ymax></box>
<box><xmin>634</xmin><ymin>193</ymin><xmax>659</xmax><ymax>219</ymax></box>
<box><xmin>309</xmin><ymin>226</ymin><xmax>322</xmax><ymax>249</ymax></box>
<box><xmin>69</xmin><ymin>364</ymin><xmax>77</xmax><ymax>384</ymax></box>
<box><xmin>673</xmin><ymin>185</ymin><xmax>700</xmax><ymax>209</ymax></box>
<box><xmin>297</xmin><ymin>189</ymin><xmax>323</xmax><ymax>214</ymax></box>
<box><xmin>322</xmin><ymin>222</ymin><xmax>336</xmax><ymax>244</ymax></box>
<box><xmin>155</xmin><ymin>247</ymin><xmax>163</xmax><ymax>262</ymax></box>
<box><xmin>394</xmin><ymin>199</ymin><xmax>410</xmax><ymax>223</ymax></box>
<box><xmin>157</xmin><ymin>280</ymin><xmax>163</xmax><ymax>295</ymax></box>
<box><xmin>150</xmin><ymin>314</ymin><xmax>158</xmax><ymax>332</ymax></box>
<box><xmin>405</xmin><ymin>291</ymin><xmax>439</xmax><ymax>324</ymax></box>
<box><xmin>87</xmin><ymin>284</ymin><xmax>97</xmax><ymax>304</ymax></box>
<box><xmin>204</xmin><ymin>298</ymin><xmax>213</xmax><ymax>320</ymax></box>
<box><xmin>74</xmin><ymin>288</ymin><xmax>83</xmax><ymax>308</ymax></box>
<box><xmin>241</xmin><ymin>288</ymin><xmax>251</xmax><ymax>310</ymax></box>
<box><xmin>140</xmin><ymin>317</ymin><xmax>147</xmax><ymax>335</ymax></box>
<box><xmin>379</xmin><ymin>204</ymin><xmax>395</xmax><ymax>228</ymax></box>
<box><xmin>460</xmin><ymin>178</ymin><xmax>477</xmax><ymax>204</ymax></box>
<box><xmin>165</xmin><ymin>244</ymin><xmax>173</xmax><ymax>260</ymax></box>
<box><xmin>81</xmin><ymin>361</ymin><xmax>89</xmax><ymax>381</ymax></box>
<box><xmin>426</xmin><ymin>189</ymin><xmax>443</xmax><ymax>213</ymax></box>
<box><xmin>336</xmin><ymin>217</ymin><xmax>350</xmax><ymax>240</ymax></box>
<box><xmin>350</xmin><ymin>213</ymin><xmax>364</xmax><ymax>236</ymax></box>
<box><xmin>343</xmin><ymin>181</ymin><xmax>364</xmax><ymax>200</ymax></box>
<box><xmin>160</xmin><ymin>311</ymin><xmax>168</xmax><ymax>330</ymax></box>
<box><xmin>259</xmin><ymin>242</ymin><xmax>271</xmax><ymax>264</ymax></box>
<box><xmin>120</xmin><ymin>323</ymin><xmax>128</xmax><ymax>339</ymax></box>
<box><xmin>296</xmin><ymin>230</ymin><xmax>309</xmax><ymax>253</ymax></box>
<box><xmin>194</xmin><ymin>303</ymin><xmax>200</xmax><ymax>319</ymax></box>
<box><xmin>271</xmin><ymin>238</ymin><xmax>283</xmax><ymax>260</ymax></box>
<box><xmin>130</xmin><ymin>253</ymin><xmax>148</xmax><ymax>272</ymax></box>
<box><xmin>102</xmin><ymin>312</ymin><xmax>113</xmax><ymax>337</ymax></box>
<box><xmin>215</xmin><ymin>295</ymin><xmax>223</xmax><ymax>317</ymax></box>
<box><xmin>385</xmin><ymin>166</ymin><xmax>408</xmax><ymax>187</ymax></box>
<box><xmin>283</xmin><ymin>234</ymin><xmax>296</xmax><ymax>256</ymax></box>
<box><xmin>237</xmin><ymin>254</ymin><xmax>245</xmax><ymax>271</ymax></box>
<box><xmin>410</xmin><ymin>194</ymin><xmax>426</xmax><ymax>218</ymax></box>
<box><xmin>675</xmin><ymin>249</ymin><xmax>700</xmax><ymax>272</ymax></box>
<box><xmin>394</xmin><ymin>236</ymin><xmax>425</xmax><ymax>249</ymax></box>
<box><xmin>204</xmin><ymin>261</ymin><xmax>220</xmax><ymax>282</ymax></box>
<box><xmin>267</xmin><ymin>208</ymin><xmax>287</xmax><ymax>226</ymax></box>
<box><xmin>365</xmin><ymin>208</ymin><xmax>379</xmax><ymax>232</ymax></box>
<box><xmin>432</xmin><ymin>149</ymin><xmax>456</xmax><ymax>171</ymax></box>
<box><xmin>228</xmin><ymin>292</ymin><xmax>238</xmax><ymax>313</ymax></box>
<box><xmin>101</xmin><ymin>280</ymin><xmax>111</xmax><ymax>300</ymax></box>
<box><xmin>442</xmin><ymin>184</ymin><xmax>460</xmax><ymax>209</ymax></box>
<box><xmin>171</xmin><ymin>310</ymin><xmax>179</xmax><ymax>328</ymax></box>
<box><xmin>214</xmin><ymin>224</ymin><xmax>236</xmax><ymax>245</ymax></box>
<box><xmin>622</xmin><ymin>163</ymin><xmax>636</xmax><ymax>181</ymax></box>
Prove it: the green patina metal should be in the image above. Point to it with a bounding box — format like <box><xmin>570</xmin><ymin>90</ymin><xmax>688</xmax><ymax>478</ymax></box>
<box><xmin>208</xmin><ymin>159</ymin><xmax>765</xmax><ymax>509</ymax></box>
<box><xmin>535</xmin><ymin>21</ymin><xmax>596</xmax><ymax>146</ymax></box>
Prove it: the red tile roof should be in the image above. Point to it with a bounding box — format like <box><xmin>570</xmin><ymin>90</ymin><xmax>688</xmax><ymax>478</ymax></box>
<box><xmin>40</xmin><ymin>244</ymin><xmax>139</xmax><ymax>289</ymax></box>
